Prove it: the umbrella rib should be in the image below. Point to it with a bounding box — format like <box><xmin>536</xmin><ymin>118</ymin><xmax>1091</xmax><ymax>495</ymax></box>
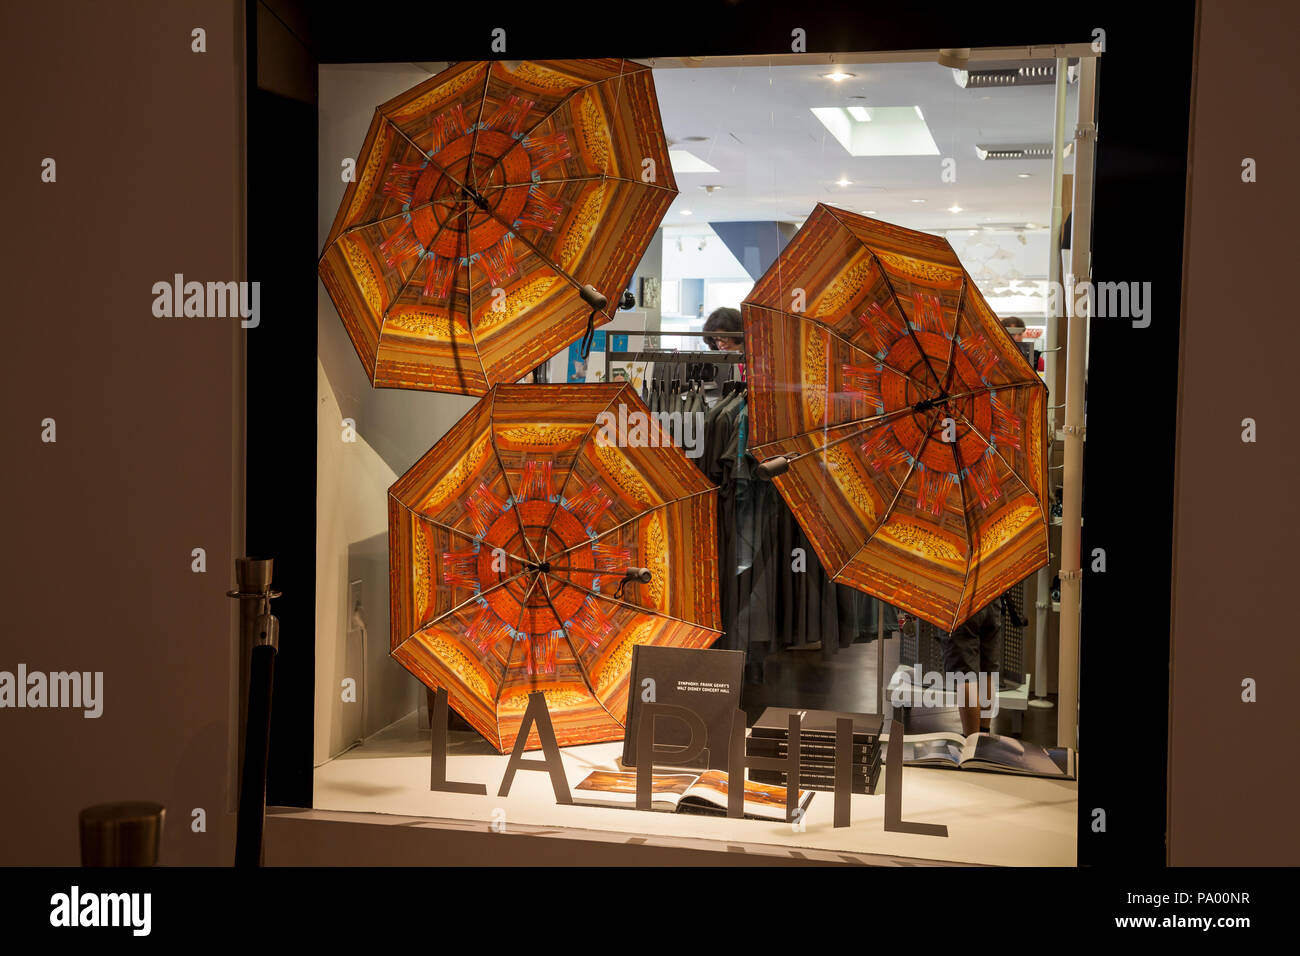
<box><xmin>546</xmin><ymin>486</ymin><xmax>716</xmax><ymax>564</ymax></box>
<box><xmin>538</xmin><ymin>385</ymin><xmax>630</xmax><ymax>561</ymax></box>
<box><xmin>339</xmin><ymin>196</ymin><xmax>456</xmax><ymax>238</ymax></box>
<box><xmin>378</xmin><ymin>111</ymin><xmax>471</xmax><ymax>193</ymax></box>
<box><xmin>415</xmin><ymin>567</ymin><xmax>533</xmax><ymax>632</ymax></box>
<box><xmin>491</xmin><ymin>636</ymin><xmax>519</xmax><ymax>751</ymax></box>
<box><xmin>744</xmin><ymin>302</ymin><xmax>928</xmax><ymax>388</ymax></box>
<box><xmin>397</xmin><ymin>499</ymin><xmax>530</xmax><ymax>558</ymax></box>
<box><xmin>949</xmin><ymin>430</ymin><xmax>977</xmax><ymax>633</ymax></box>
<box><xmin>460</xmin><ymin>209</ymin><xmax>494</xmax><ymax>392</ymax></box>
<box><xmin>487</xmin><ymin>385</ymin><xmax>542</xmax><ymax>564</ymax></box>
<box><xmin>536</xmin><ymin>574</ymin><xmax>624</xmax><ymax>729</ymax></box>
<box><xmin>478</xmin><ymin>172</ymin><xmax>678</xmax><ymax>195</ymax></box>
<box><xmin>832</xmin><ymin>409</ymin><xmax>941</xmax><ymax>579</ymax></box>
<box><xmin>467</xmin><ymin>62</ymin><xmax>494</xmax><ymax>193</ymax></box>
<box><xmin>941</xmin><ymin>278</ymin><xmax>967</xmax><ymax>394</ymax></box>
<box><xmin>749</xmin><ymin>404</ymin><xmax>929</xmax><ymax>464</ymax></box>
<box><xmin>865</xmin><ymin>250</ymin><xmax>946</xmax><ymax>392</ymax></box>
<box><xmin>545</xmin><ymin>573</ymin><xmax>724</xmax><ymax>634</ymax></box>
<box><xmin>740</xmin><ymin>381</ymin><xmax>1043</xmax><ymax>463</ymax></box>
<box><xmin>948</xmin><ymin>404</ymin><xmax>1047</xmax><ymax>520</ymax></box>
<box><xmin>373</xmin><ymin>210</ymin><xmax>465</xmax><ymax>353</ymax></box>
<box><xmin>462</xmin><ymin>185</ymin><xmax>598</xmax><ymax>305</ymax></box>
<box><xmin>471</xmin><ymin>63</ymin><xmax>633</xmax><ymax>196</ymax></box>
<box><xmin>513</xmin><ymin>573</ymin><xmax>541</xmax><ymax>634</ymax></box>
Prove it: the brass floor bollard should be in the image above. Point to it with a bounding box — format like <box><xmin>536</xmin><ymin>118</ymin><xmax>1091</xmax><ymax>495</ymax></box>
<box><xmin>79</xmin><ymin>802</ymin><xmax>165</xmax><ymax>866</ymax></box>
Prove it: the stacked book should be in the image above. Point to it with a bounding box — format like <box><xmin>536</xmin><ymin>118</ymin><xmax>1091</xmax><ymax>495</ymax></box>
<box><xmin>748</xmin><ymin>707</ymin><xmax>883</xmax><ymax>795</ymax></box>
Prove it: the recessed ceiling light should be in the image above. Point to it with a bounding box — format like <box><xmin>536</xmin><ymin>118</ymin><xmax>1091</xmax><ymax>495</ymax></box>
<box><xmin>680</xmin><ymin>209</ymin><xmax>693</xmax><ymax>216</ymax></box>
<box><xmin>1017</xmin><ymin>173</ymin><xmax>1032</xmax><ymax>179</ymax></box>
<box><xmin>835</xmin><ymin>177</ymin><xmax>852</xmax><ymax>187</ymax></box>
<box><xmin>911</xmin><ymin>198</ymin><xmax>926</xmax><ymax>203</ymax></box>
<box><xmin>862</xmin><ymin>210</ymin><xmax>876</xmax><ymax>215</ymax></box>
<box><xmin>823</xmin><ymin>71</ymin><xmax>856</xmax><ymax>82</ymax></box>
<box><xmin>948</xmin><ymin>204</ymin><xmax>963</xmax><ymax>213</ymax></box>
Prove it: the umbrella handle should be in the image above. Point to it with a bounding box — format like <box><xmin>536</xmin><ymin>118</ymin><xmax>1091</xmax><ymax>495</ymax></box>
<box><xmin>578</xmin><ymin>285</ymin><xmax>607</xmax><ymax>360</ymax></box>
<box><xmin>614</xmin><ymin>567</ymin><xmax>652</xmax><ymax>599</ymax></box>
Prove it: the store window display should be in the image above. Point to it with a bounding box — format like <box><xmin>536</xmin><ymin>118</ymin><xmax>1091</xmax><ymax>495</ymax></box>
<box><xmin>310</xmin><ymin>50</ymin><xmax>1086</xmax><ymax>867</ymax></box>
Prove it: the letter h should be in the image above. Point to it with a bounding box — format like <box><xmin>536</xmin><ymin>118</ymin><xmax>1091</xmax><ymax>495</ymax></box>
<box><xmin>726</xmin><ymin>709</ymin><xmax>802</xmax><ymax>822</ymax></box>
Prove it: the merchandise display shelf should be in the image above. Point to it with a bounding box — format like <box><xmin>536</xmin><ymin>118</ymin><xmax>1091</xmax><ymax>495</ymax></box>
<box><xmin>307</xmin><ymin>711</ymin><xmax>1078</xmax><ymax>866</ymax></box>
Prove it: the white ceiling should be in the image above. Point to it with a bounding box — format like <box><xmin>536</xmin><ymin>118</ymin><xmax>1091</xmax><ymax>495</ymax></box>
<box><xmin>651</xmin><ymin>59</ymin><xmax>1077</xmax><ymax>233</ymax></box>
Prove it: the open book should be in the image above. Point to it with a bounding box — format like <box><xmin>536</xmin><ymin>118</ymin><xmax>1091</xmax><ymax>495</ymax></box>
<box><xmin>894</xmin><ymin>732</ymin><xmax>1075</xmax><ymax>779</ymax></box>
<box><xmin>574</xmin><ymin>769</ymin><xmax>814</xmax><ymax>821</ymax></box>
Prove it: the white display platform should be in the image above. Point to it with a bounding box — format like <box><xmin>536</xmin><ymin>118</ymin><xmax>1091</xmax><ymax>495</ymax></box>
<box><xmin>313</xmin><ymin>711</ymin><xmax>1077</xmax><ymax>866</ymax></box>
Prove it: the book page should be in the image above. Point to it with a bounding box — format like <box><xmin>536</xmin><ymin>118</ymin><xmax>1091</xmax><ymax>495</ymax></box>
<box><xmin>574</xmin><ymin>770</ymin><xmax>698</xmax><ymax>810</ymax></box>
<box><xmin>962</xmin><ymin>734</ymin><xmax>1070</xmax><ymax>776</ymax></box>
<box><xmin>898</xmin><ymin>732</ymin><xmax>967</xmax><ymax>767</ymax></box>
<box><xmin>683</xmin><ymin>771</ymin><xmax>810</xmax><ymax>820</ymax></box>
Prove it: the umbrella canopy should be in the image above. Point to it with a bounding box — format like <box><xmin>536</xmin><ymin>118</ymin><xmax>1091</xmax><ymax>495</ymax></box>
<box><xmin>320</xmin><ymin>59</ymin><xmax>676</xmax><ymax>395</ymax></box>
<box><xmin>389</xmin><ymin>384</ymin><xmax>720</xmax><ymax>752</ymax></box>
<box><xmin>743</xmin><ymin>205</ymin><xmax>1049</xmax><ymax>630</ymax></box>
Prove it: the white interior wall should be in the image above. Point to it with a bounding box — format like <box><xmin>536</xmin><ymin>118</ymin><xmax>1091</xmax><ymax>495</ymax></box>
<box><xmin>315</xmin><ymin>360</ymin><xmax>414</xmax><ymax>765</ymax></box>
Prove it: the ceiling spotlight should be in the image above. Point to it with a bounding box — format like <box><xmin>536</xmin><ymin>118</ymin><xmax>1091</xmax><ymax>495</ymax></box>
<box><xmin>911</xmin><ymin>198</ymin><xmax>926</xmax><ymax>204</ymax></box>
<box><xmin>948</xmin><ymin>204</ymin><xmax>963</xmax><ymax>213</ymax></box>
<box><xmin>1017</xmin><ymin>173</ymin><xmax>1032</xmax><ymax>178</ymax></box>
<box><xmin>862</xmin><ymin>210</ymin><xmax>876</xmax><ymax>215</ymax></box>
<box><xmin>680</xmin><ymin>209</ymin><xmax>693</xmax><ymax>216</ymax></box>
<box><xmin>823</xmin><ymin>71</ymin><xmax>856</xmax><ymax>82</ymax></box>
<box><xmin>835</xmin><ymin>177</ymin><xmax>852</xmax><ymax>187</ymax></box>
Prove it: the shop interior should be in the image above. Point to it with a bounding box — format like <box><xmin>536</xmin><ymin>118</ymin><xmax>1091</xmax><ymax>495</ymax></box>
<box><xmin>313</xmin><ymin>50</ymin><xmax>1088</xmax><ymax>865</ymax></box>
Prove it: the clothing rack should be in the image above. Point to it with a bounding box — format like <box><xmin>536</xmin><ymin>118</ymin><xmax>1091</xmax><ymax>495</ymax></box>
<box><xmin>603</xmin><ymin>330</ymin><xmax>745</xmax><ymax>364</ymax></box>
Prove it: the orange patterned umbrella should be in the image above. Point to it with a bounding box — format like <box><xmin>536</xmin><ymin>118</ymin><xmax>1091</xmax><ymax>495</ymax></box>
<box><xmin>320</xmin><ymin>59</ymin><xmax>676</xmax><ymax>395</ymax></box>
<box><xmin>388</xmin><ymin>384</ymin><xmax>720</xmax><ymax>752</ymax></box>
<box><xmin>743</xmin><ymin>205</ymin><xmax>1049</xmax><ymax>630</ymax></box>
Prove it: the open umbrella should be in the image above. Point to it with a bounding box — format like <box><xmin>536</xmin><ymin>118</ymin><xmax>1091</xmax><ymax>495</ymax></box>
<box><xmin>319</xmin><ymin>59</ymin><xmax>676</xmax><ymax>395</ymax></box>
<box><xmin>743</xmin><ymin>205</ymin><xmax>1049</xmax><ymax>630</ymax></box>
<box><xmin>389</xmin><ymin>383</ymin><xmax>720</xmax><ymax>752</ymax></box>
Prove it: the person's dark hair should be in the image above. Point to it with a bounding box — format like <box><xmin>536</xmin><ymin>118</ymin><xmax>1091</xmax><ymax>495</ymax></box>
<box><xmin>702</xmin><ymin>306</ymin><xmax>742</xmax><ymax>350</ymax></box>
<box><xmin>1001</xmin><ymin>316</ymin><xmax>1026</xmax><ymax>332</ymax></box>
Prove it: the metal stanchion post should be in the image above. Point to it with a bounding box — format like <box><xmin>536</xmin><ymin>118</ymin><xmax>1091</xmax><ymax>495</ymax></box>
<box><xmin>228</xmin><ymin>557</ymin><xmax>281</xmax><ymax>867</ymax></box>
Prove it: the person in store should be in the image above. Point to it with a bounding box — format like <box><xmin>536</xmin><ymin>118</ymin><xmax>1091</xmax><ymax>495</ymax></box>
<box><xmin>702</xmin><ymin>306</ymin><xmax>744</xmax><ymax>351</ymax></box>
<box><xmin>939</xmin><ymin>603</ymin><xmax>1003</xmax><ymax>737</ymax></box>
<box><xmin>1001</xmin><ymin>315</ymin><xmax>1046</xmax><ymax>372</ymax></box>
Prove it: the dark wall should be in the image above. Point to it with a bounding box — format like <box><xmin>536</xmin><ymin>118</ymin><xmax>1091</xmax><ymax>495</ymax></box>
<box><xmin>1167</xmin><ymin>0</ymin><xmax>1300</xmax><ymax>865</ymax></box>
<box><xmin>0</xmin><ymin>0</ymin><xmax>245</xmax><ymax>864</ymax></box>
